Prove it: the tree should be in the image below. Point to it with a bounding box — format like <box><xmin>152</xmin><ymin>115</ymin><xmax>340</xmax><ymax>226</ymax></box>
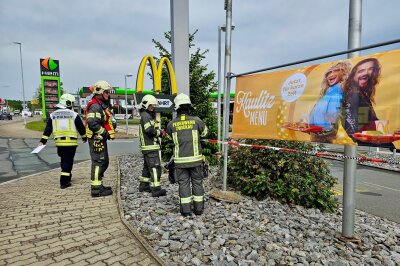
<box><xmin>152</xmin><ymin>30</ymin><xmax>219</xmax><ymax>161</ymax></box>
<box><xmin>5</xmin><ymin>100</ymin><xmax>22</xmax><ymax>111</ymax></box>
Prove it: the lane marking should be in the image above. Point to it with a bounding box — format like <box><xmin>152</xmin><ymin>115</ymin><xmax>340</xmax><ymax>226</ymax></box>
<box><xmin>362</xmin><ymin>182</ymin><xmax>383</xmax><ymax>190</ymax></box>
<box><xmin>363</xmin><ymin>182</ymin><xmax>400</xmax><ymax>193</ymax></box>
<box><xmin>332</xmin><ymin>185</ymin><xmax>369</xmax><ymax>196</ymax></box>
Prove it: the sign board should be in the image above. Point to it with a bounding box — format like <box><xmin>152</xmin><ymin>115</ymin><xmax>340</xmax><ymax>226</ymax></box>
<box><xmin>135</xmin><ymin>93</ymin><xmax>175</xmax><ymax>112</ymax></box>
<box><xmin>232</xmin><ymin>49</ymin><xmax>400</xmax><ymax>149</ymax></box>
<box><xmin>114</xmin><ymin>114</ymin><xmax>132</xmax><ymax>120</ymax></box>
<box><xmin>40</xmin><ymin>57</ymin><xmax>61</xmax><ymax>119</ymax></box>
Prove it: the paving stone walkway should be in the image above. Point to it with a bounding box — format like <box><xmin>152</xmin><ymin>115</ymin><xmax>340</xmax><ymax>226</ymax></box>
<box><xmin>0</xmin><ymin>157</ymin><xmax>162</xmax><ymax>266</ymax></box>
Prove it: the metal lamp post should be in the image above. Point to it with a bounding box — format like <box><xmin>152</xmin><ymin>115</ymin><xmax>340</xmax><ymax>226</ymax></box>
<box><xmin>13</xmin><ymin>42</ymin><xmax>26</xmax><ymax>110</ymax></box>
<box><xmin>218</xmin><ymin>24</ymin><xmax>235</xmax><ymax>152</ymax></box>
<box><xmin>124</xmin><ymin>74</ymin><xmax>133</xmax><ymax>134</ymax></box>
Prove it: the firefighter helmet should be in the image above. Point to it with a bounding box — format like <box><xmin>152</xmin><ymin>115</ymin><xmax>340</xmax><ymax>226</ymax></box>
<box><xmin>174</xmin><ymin>93</ymin><xmax>192</xmax><ymax>111</ymax></box>
<box><xmin>57</xmin><ymin>93</ymin><xmax>75</xmax><ymax>108</ymax></box>
<box><xmin>92</xmin><ymin>80</ymin><xmax>112</xmax><ymax>95</ymax></box>
<box><xmin>141</xmin><ymin>95</ymin><xmax>158</xmax><ymax>109</ymax></box>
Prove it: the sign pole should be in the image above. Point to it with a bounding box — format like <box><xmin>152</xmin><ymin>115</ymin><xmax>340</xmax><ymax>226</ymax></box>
<box><xmin>217</xmin><ymin>26</ymin><xmax>223</xmax><ymax>152</ymax></box>
<box><xmin>222</xmin><ymin>0</ymin><xmax>233</xmax><ymax>191</ymax></box>
<box><xmin>341</xmin><ymin>0</ymin><xmax>361</xmax><ymax>241</ymax></box>
<box><xmin>170</xmin><ymin>0</ymin><xmax>190</xmax><ymax>96</ymax></box>
<box><xmin>124</xmin><ymin>77</ymin><xmax>129</xmax><ymax>134</ymax></box>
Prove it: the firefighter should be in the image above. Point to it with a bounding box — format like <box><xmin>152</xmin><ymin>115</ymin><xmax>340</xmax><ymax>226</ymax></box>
<box><xmin>86</xmin><ymin>80</ymin><xmax>116</xmax><ymax>197</ymax></box>
<box><xmin>39</xmin><ymin>93</ymin><xmax>87</xmax><ymax>189</ymax></box>
<box><xmin>138</xmin><ymin>94</ymin><xmax>167</xmax><ymax>197</ymax></box>
<box><xmin>166</xmin><ymin>93</ymin><xmax>208</xmax><ymax>217</ymax></box>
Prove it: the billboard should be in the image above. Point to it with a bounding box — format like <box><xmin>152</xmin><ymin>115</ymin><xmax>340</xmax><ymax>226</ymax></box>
<box><xmin>232</xmin><ymin>49</ymin><xmax>400</xmax><ymax>149</ymax></box>
<box><xmin>40</xmin><ymin>57</ymin><xmax>61</xmax><ymax>118</ymax></box>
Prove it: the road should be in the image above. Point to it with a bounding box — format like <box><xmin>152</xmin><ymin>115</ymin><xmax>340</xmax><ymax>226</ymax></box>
<box><xmin>328</xmin><ymin>159</ymin><xmax>400</xmax><ymax>223</ymax></box>
<box><xmin>0</xmin><ymin>116</ymin><xmax>141</xmax><ymax>183</ymax></box>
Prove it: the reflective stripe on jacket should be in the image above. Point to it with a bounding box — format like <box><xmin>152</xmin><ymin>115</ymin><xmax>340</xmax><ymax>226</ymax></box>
<box><xmin>85</xmin><ymin>99</ymin><xmax>115</xmax><ymax>139</ymax></box>
<box><xmin>41</xmin><ymin>108</ymin><xmax>86</xmax><ymax>147</ymax></box>
<box><xmin>139</xmin><ymin>110</ymin><xmax>161</xmax><ymax>154</ymax></box>
<box><xmin>166</xmin><ymin>113</ymin><xmax>208</xmax><ymax>167</ymax></box>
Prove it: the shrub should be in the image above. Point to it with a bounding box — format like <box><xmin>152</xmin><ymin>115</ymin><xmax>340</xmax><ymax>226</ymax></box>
<box><xmin>228</xmin><ymin>139</ymin><xmax>337</xmax><ymax>212</ymax></box>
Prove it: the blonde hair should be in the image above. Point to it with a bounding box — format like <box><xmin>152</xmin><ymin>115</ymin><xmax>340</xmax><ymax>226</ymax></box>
<box><xmin>320</xmin><ymin>60</ymin><xmax>352</xmax><ymax>96</ymax></box>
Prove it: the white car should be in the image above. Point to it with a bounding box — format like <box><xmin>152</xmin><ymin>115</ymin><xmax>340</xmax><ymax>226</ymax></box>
<box><xmin>22</xmin><ymin>110</ymin><xmax>33</xmax><ymax>117</ymax></box>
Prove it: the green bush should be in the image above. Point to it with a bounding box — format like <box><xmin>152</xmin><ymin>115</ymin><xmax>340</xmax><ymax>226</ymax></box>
<box><xmin>228</xmin><ymin>139</ymin><xmax>337</xmax><ymax>212</ymax></box>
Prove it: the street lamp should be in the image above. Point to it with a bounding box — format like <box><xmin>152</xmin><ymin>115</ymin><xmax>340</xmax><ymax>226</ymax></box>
<box><xmin>13</xmin><ymin>42</ymin><xmax>26</xmax><ymax>110</ymax></box>
<box><xmin>124</xmin><ymin>74</ymin><xmax>133</xmax><ymax>134</ymax></box>
<box><xmin>217</xmin><ymin>23</ymin><xmax>235</xmax><ymax>152</ymax></box>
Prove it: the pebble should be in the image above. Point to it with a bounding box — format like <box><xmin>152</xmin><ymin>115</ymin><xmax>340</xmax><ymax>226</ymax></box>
<box><xmin>120</xmin><ymin>155</ymin><xmax>400</xmax><ymax>265</ymax></box>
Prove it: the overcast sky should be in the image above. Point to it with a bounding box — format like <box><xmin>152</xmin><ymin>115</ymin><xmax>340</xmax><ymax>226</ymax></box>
<box><xmin>0</xmin><ymin>0</ymin><xmax>399</xmax><ymax>101</ymax></box>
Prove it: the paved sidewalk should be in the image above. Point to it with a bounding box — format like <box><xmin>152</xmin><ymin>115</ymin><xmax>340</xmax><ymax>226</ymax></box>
<box><xmin>0</xmin><ymin>157</ymin><xmax>161</xmax><ymax>266</ymax></box>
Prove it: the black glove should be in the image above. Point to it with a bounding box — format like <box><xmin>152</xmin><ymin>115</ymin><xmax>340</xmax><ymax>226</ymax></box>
<box><xmin>164</xmin><ymin>158</ymin><xmax>175</xmax><ymax>184</ymax></box>
<box><xmin>202</xmin><ymin>156</ymin><xmax>209</xmax><ymax>179</ymax></box>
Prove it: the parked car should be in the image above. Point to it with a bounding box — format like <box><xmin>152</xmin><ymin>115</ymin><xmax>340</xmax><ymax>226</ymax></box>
<box><xmin>22</xmin><ymin>109</ymin><xmax>33</xmax><ymax>117</ymax></box>
<box><xmin>0</xmin><ymin>112</ymin><xmax>12</xmax><ymax>120</ymax></box>
<box><xmin>13</xmin><ymin>110</ymin><xmax>21</xmax><ymax>115</ymax></box>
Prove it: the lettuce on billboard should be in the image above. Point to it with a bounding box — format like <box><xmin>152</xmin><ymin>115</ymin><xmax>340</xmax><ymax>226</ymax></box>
<box><xmin>232</xmin><ymin>49</ymin><xmax>400</xmax><ymax>149</ymax></box>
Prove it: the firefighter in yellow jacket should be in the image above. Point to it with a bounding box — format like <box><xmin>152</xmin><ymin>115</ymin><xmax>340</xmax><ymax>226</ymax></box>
<box><xmin>39</xmin><ymin>93</ymin><xmax>87</xmax><ymax>189</ymax></box>
<box><xmin>86</xmin><ymin>80</ymin><xmax>116</xmax><ymax>197</ymax></box>
<box><xmin>166</xmin><ymin>93</ymin><xmax>208</xmax><ymax>217</ymax></box>
<box><xmin>138</xmin><ymin>95</ymin><xmax>167</xmax><ymax>197</ymax></box>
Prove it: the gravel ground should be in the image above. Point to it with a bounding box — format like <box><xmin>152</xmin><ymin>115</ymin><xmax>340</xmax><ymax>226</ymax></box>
<box><xmin>120</xmin><ymin>155</ymin><xmax>400</xmax><ymax>266</ymax></box>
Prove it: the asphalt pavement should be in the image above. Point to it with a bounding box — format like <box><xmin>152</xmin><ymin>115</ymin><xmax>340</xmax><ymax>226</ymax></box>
<box><xmin>0</xmin><ymin>116</ymin><xmax>141</xmax><ymax>183</ymax></box>
<box><xmin>329</xmin><ymin>159</ymin><xmax>400</xmax><ymax>224</ymax></box>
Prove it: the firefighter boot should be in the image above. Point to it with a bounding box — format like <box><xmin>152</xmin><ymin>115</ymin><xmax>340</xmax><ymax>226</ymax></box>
<box><xmin>102</xmin><ymin>184</ymin><xmax>112</xmax><ymax>190</ymax></box>
<box><xmin>181</xmin><ymin>212</ymin><xmax>192</xmax><ymax>218</ymax></box>
<box><xmin>91</xmin><ymin>186</ymin><xmax>113</xmax><ymax>197</ymax></box>
<box><xmin>60</xmin><ymin>175</ymin><xmax>71</xmax><ymax>189</ymax></box>
<box><xmin>151</xmin><ymin>187</ymin><xmax>167</xmax><ymax>197</ymax></box>
<box><xmin>138</xmin><ymin>182</ymin><xmax>151</xmax><ymax>192</ymax></box>
<box><xmin>99</xmin><ymin>176</ymin><xmax>112</xmax><ymax>190</ymax></box>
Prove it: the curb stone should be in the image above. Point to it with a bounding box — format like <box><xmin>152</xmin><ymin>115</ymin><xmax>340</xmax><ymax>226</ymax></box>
<box><xmin>116</xmin><ymin>157</ymin><xmax>168</xmax><ymax>266</ymax></box>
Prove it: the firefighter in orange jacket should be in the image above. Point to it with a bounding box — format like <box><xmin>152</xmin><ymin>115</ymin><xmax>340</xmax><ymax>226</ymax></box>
<box><xmin>86</xmin><ymin>80</ymin><xmax>116</xmax><ymax>197</ymax></box>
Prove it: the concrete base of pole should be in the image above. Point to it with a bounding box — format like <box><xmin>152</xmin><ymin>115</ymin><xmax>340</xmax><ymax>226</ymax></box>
<box><xmin>338</xmin><ymin>235</ymin><xmax>361</xmax><ymax>244</ymax></box>
<box><xmin>208</xmin><ymin>189</ymin><xmax>241</xmax><ymax>203</ymax></box>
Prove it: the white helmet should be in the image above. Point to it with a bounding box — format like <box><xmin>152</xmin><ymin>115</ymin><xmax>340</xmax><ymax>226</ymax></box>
<box><xmin>92</xmin><ymin>80</ymin><xmax>112</xmax><ymax>95</ymax></box>
<box><xmin>141</xmin><ymin>94</ymin><xmax>158</xmax><ymax>109</ymax></box>
<box><xmin>57</xmin><ymin>93</ymin><xmax>75</xmax><ymax>108</ymax></box>
<box><xmin>174</xmin><ymin>93</ymin><xmax>191</xmax><ymax>111</ymax></box>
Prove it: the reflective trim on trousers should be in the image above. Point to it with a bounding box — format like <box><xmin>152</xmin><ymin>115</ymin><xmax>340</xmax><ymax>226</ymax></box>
<box><xmin>92</xmin><ymin>165</ymin><xmax>100</xmax><ymax>185</ymax></box>
<box><xmin>140</xmin><ymin>176</ymin><xmax>150</xmax><ymax>183</ymax></box>
<box><xmin>180</xmin><ymin>196</ymin><xmax>192</xmax><ymax>204</ymax></box>
<box><xmin>193</xmin><ymin>195</ymin><xmax>204</xmax><ymax>202</ymax></box>
<box><xmin>174</xmin><ymin>155</ymin><xmax>203</xmax><ymax>164</ymax></box>
<box><xmin>141</xmin><ymin>145</ymin><xmax>160</xmax><ymax>151</ymax></box>
<box><xmin>150</xmin><ymin>167</ymin><xmax>159</xmax><ymax>187</ymax></box>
